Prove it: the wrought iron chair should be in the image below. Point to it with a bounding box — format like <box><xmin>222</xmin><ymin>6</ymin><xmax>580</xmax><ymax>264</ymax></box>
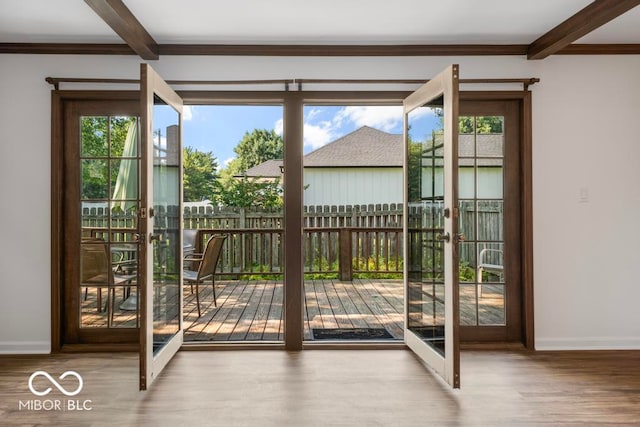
<box><xmin>183</xmin><ymin>234</ymin><xmax>227</xmax><ymax>317</ymax></box>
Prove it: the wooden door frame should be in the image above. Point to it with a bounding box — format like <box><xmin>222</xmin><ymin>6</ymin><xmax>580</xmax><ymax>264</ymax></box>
<box><xmin>457</xmin><ymin>98</ymin><xmax>522</xmax><ymax>343</ymax></box>
<box><xmin>52</xmin><ymin>90</ymin><xmax>141</xmax><ymax>352</ymax></box>
<box><xmin>458</xmin><ymin>91</ymin><xmax>534</xmax><ymax>349</ymax></box>
<box><xmin>51</xmin><ymin>89</ymin><xmax>533</xmax><ymax>352</ymax></box>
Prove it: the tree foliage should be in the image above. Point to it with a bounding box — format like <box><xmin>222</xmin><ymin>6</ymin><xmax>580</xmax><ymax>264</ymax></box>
<box><xmin>229</xmin><ymin>129</ymin><xmax>283</xmax><ymax>173</ymax></box>
<box><xmin>214</xmin><ymin>176</ymin><xmax>282</xmax><ymax>208</ymax></box>
<box><xmin>183</xmin><ymin>147</ymin><xmax>218</xmax><ymax>202</ymax></box>
<box><xmin>459</xmin><ymin>116</ymin><xmax>503</xmax><ymax>134</ymax></box>
<box><xmin>407</xmin><ymin>141</ymin><xmax>423</xmax><ymax>202</ymax></box>
<box><xmin>214</xmin><ymin>128</ymin><xmax>284</xmax><ymax>208</ymax></box>
<box><xmin>81</xmin><ymin>116</ymin><xmax>136</xmax><ymax>200</ymax></box>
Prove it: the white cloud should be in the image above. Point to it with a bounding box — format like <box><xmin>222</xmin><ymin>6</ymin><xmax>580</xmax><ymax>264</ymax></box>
<box><xmin>303</xmin><ymin>122</ymin><xmax>336</xmax><ymax>150</ymax></box>
<box><xmin>299</xmin><ymin>105</ymin><xmax>435</xmax><ymax>152</ymax></box>
<box><xmin>182</xmin><ymin>105</ymin><xmax>193</xmax><ymax>121</ymax></box>
<box><xmin>274</xmin><ymin>118</ymin><xmax>283</xmax><ymax>135</ymax></box>
<box><xmin>275</xmin><ymin>115</ymin><xmax>336</xmax><ymax>151</ymax></box>
<box><xmin>305</xmin><ymin>108</ymin><xmax>323</xmax><ymax>121</ymax></box>
<box><xmin>223</xmin><ymin>156</ymin><xmax>235</xmax><ymax>167</ymax></box>
<box><xmin>335</xmin><ymin>106</ymin><xmax>403</xmax><ymax>132</ymax></box>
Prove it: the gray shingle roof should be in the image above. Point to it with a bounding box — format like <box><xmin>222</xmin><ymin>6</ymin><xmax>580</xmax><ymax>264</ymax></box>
<box><xmin>242</xmin><ymin>159</ymin><xmax>283</xmax><ymax>178</ymax></box>
<box><xmin>242</xmin><ymin>128</ymin><xmax>505</xmax><ymax>176</ymax></box>
<box><xmin>304</xmin><ymin>126</ymin><xmax>402</xmax><ymax>167</ymax></box>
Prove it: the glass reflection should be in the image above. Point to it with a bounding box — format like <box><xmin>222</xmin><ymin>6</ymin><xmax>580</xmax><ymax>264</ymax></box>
<box><xmin>457</xmin><ymin>116</ymin><xmax>506</xmax><ymax>327</ymax></box>
<box><xmin>152</xmin><ymin>96</ymin><xmax>181</xmax><ymax>354</ymax></box>
<box><xmin>407</xmin><ymin>99</ymin><xmax>446</xmax><ymax>355</ymax></box>
<box><xmin>79</xmin><ymin>115</ymin><xmax>140</xmax><ymax>329</ymax></box>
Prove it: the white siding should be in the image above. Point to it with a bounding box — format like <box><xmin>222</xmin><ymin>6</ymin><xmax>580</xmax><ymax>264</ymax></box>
<box><xmin>1</xmin><ymin>54</ymin><xmax>640</xmax><ymax>352</ymax></box>
<box><xmin>303</xmin><ymin>168</ymin><xmax>402</xmax><ymax>206</ymax></box>
<box><xmin>423</xmin><ymin>167</ymin><xmax>502</xmax><ymax>199</ymax></box>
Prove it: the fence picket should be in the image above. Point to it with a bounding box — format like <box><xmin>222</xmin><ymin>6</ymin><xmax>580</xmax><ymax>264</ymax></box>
<box><xmin>81</xmin><ymin>203</ymin><xmax>503</xmax><ymax>279</ymax></box>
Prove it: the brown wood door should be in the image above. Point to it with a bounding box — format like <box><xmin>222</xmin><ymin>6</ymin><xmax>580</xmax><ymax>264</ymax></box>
<box><xmin>458</xmin><ymin>99</ymin><xmax>523</xmax><ymax>343</ymax></box>
<box><xmin>60</xmin><ymin>98</ymin><xmax>141</xmax><ymax>346</ymax></box>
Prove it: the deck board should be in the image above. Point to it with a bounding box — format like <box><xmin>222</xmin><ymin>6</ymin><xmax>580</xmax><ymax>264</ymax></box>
<box><xmin>245</xmin><ymin>281</ymin><xmax>272</xmax><ymax>341</ymax></box>
<box><xmin>81</xmin><ymin>279</ymin><xmax>505</xmax><ymax>342</ymax></box>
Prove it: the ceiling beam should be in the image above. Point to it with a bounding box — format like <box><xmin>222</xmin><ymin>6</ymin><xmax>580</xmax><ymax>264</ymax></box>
<box><xmin>84</xmin><ymin>0</ymin><xmax>158</xmax><ymax>60</ymax></box>
<box><xmin>557</xmin><ymin>43</ymin><xmax>640</xmax><ymax>55</ymax></box>
<box><xmin>528</xmin><ymin>0</ymin><xmax>640</xmax><ymax>60</ymax></box>
<box><xmin>157</xmin><ymin>44</ymin><xmax>528</xmax><ymax>56</ymax></box>
<box><xmin>0</xmin><ymin>43</ymin><xmax>134</xmax><ymax>55</ymax></box>
<box><xmin>2</xmin><ymin>42</ymin><xmax>639</xmax><ymax>57</ymax></box>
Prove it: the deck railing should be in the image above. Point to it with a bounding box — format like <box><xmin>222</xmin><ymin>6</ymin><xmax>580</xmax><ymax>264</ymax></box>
<box><xmin>193</xmin><ymin>227</ymin><xmax>403</xmax><ymax>280</ymax></box>
<box><xmin>81</xmin><ymin>202</ymin><xmax>502</xmax><ymax>280</ymax></box>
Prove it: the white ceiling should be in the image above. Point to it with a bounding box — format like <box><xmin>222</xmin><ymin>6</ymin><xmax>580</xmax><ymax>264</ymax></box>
<box><xmin>1</xmin><ymin>0</ymin><xmax>639</xmax><ymax>45</ymax></box>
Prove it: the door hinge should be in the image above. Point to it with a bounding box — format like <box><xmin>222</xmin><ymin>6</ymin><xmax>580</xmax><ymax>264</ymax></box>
<box><xmin>139</xmin><ymin>207</ymin><xmax>155</xmax><ymax>219</ymax></box>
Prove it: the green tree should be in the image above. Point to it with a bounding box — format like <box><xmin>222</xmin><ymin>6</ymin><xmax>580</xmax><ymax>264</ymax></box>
<box><xmin>215</xmin><ymin>128</ymin><xmax>284</xmax><ymax>208</ymax></box>
<box><xmin>459</xmin><ymin>116</ymin><xmax>503</xmax><ymax>134</ymax></box>
<box><xmin>215</xmin><ymin>176</ymin><xmax>282</xmax><ymax>208</ymax></box>
<box><xmin>229</xmin><ymin>129</ymin><xmax>283</xmax><ymax>173</ymax></box>
<box><xmin>183</xmin><ymin>147</ymin><xmax>218</xmax><ymax>202</ymax></box>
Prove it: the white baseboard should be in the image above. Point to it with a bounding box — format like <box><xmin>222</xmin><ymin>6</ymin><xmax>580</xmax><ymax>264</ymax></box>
<box><xmin>0</xmin><ymin>341</ymin><xmax>50</xmax><ymax>354</ymax></box>
<box><xmin>535</xmin><ymin>337</ymin><xmax>640</xmax><ymax>351</ymax></box>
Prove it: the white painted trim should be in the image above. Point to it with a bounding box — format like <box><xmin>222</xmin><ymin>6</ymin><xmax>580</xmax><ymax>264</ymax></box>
<box><xmin>0</xmin><ymin>341</ymin><xmax>50</xmax><ymax>354</ymax></box>
<box><xmin>405</xmin><ymin>330</ymin><xmax>446</xmax><ymax>377</ymax></box>
<box><xmin>535</xmin><ymin>337</ymin><xmax>640</xmax><ymax>351</ymax></box>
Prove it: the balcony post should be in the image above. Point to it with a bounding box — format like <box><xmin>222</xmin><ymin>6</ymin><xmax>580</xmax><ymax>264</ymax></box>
<box><xmin>339</xmin><ymin>227</ymin><xmax>353</xmax><ymax>281</ymax></box>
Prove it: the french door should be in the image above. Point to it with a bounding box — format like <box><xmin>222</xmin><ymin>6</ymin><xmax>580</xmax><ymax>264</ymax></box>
<box><xmin>60</xmin><ymin>98</ymin><xmax>141</xmax><ymax>347</ymax></box>
<box><xmin>458</xmin><ymin>99</ymin><xmax>522</xmax><ymax>342</ymax></box>
<box><xmin>404</xmin><ymin>65</ymin><xmax>460</xmax><ymax>388</ymax></box>
<box><xmin>139</xmin><ymin>64</ymin><xmax>184</xmax><ymax>390</ymax></box>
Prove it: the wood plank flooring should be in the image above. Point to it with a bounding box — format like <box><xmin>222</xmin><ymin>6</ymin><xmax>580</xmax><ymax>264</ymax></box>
<box><xmin>81</xmin><ymin>279</ymin><xmax>505</xmax><ymax>341</ymax></box>
<box><xmin>1</xmin><ymin>350</ymin><xmax>639</xmax><ymax>426</ymax></box>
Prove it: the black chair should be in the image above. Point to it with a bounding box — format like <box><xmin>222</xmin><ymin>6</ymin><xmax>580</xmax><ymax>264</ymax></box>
<box><xmin>183</xmin><ymin>234</ymin><xmax>227</xmax><ymax>317</ymax></box>
<box><xmin>81</xmin><ymin>239</ymin><xmax>136</xmax><ymax>326</ymax></box>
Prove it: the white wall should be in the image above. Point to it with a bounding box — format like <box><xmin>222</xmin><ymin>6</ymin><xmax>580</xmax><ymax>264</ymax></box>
<box><xmin>1</xmin><ymin>54</ymin><xmax>639</xmax><ymax>353</ymax></box>
<box><xmin>304</xmin><ymin>168</ymin><xmax>402</xmax><ymax>206</ymax></box>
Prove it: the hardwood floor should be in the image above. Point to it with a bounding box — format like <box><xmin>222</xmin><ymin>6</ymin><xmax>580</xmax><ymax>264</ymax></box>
<box><xmin>1</xmin><ymin>350</ymin><xmax>639</xmax><ymax>426</ymax></box>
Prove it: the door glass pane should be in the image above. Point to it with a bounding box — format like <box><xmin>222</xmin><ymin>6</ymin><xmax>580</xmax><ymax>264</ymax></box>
<box><xmin>407</xmin><ymin>99</ymin><xmax>446</xmax><ymax>355</ymax></box>
<box><xmin>81</xmin><ymin>159</ymin><xmax>109</xmax><ymax>200</ymax></box>
<box><xmin>477</xmin><ymin>160</ymin><xmax>503</xmax><ymax>199</ymax></box>
<box><xmin>81</xmin><ymin>116</ymin><xmax>109</xmax><ymax>157</ymax></box>
<box><xmin>476</xmin><ymin>116</ymin><xmax>504</xmax><ymax>156</ymax></box>
<box><xmin>458</xmin><ymin>115</ymin><xmax>505</xmax><ymax>326</ymax></box>
<box><xmin>152</xmin><ymin>98</ymin><xmax>181</xmax><ymax>354</ymax></box>
<box><xmin>79</xmin><ymin>115</ymin><xmax>140</xmax><ymax>329</ymax></box>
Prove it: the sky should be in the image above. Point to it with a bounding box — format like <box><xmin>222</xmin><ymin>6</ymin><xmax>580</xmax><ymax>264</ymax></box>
<box><xmin>179</xmin><ymin>104</ymin><xmax>439</xmax><ymax>169</ymax></box>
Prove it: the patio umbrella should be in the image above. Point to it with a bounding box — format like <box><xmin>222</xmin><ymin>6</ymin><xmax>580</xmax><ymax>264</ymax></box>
<box><xmin>111</xmin><ymin>121</ymin><xmax>139</xmax><ymax>213</ymax></box>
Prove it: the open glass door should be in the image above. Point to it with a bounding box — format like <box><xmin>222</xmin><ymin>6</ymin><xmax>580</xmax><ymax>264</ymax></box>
<box><xmin>139</xmin><ymin>64</ymin><xmax>184</xmax><ymax>390</ymax></box>
<box><xmin>404</xmin><ymin>65</ymin><xmax>460</xmax><ymax>388</ymax></box>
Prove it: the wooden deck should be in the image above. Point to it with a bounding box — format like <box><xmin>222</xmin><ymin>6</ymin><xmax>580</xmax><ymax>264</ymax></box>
<box><xmin>81</xmin><ymin>279</ymin><xmax>506</xmax><ymax>341</ymax></box>
<box><xmin>183</xmin><ymin>279</ymin><xmax>406</xmax><ymax>341</ymax></box>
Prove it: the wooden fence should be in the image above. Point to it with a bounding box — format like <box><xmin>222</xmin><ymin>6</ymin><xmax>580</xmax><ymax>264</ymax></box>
<box><xmin>183</xmin><ymin>204</ymin><xmax>404</xmax><ymax>229</ymax></box>
<box><xmin>81</xmin><ymin>202</ymin><xmax>503</xmax><ymax>279</ymax></box>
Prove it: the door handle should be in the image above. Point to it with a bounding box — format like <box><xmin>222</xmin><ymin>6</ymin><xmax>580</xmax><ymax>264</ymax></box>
<box><xmin>149</xmin><ymin>233</ymin><xmax>163</xmax><ymax>242</ymax></box>
<box><xmin>437</xmin><ymin>232</ymin><xmax>450</xmax><ymax>242</ymax></box>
